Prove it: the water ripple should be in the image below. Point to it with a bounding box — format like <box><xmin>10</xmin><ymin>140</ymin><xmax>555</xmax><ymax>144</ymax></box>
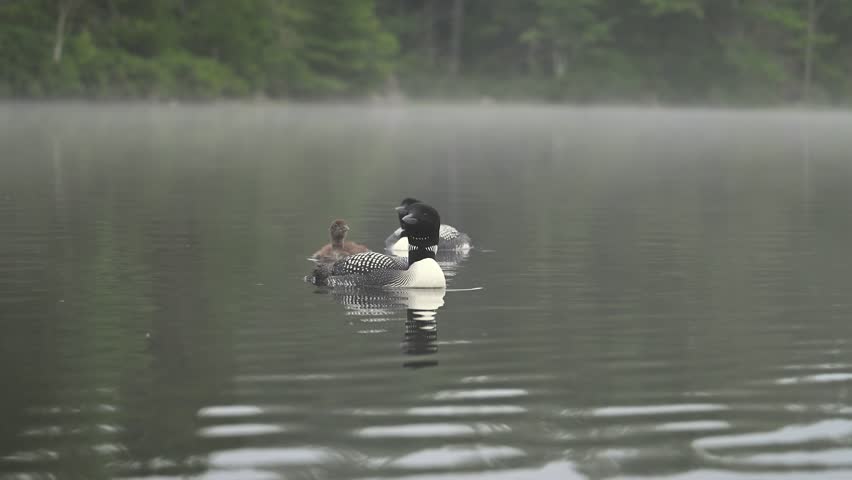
<box><xmin>733</xmin><ymin>448</ymin><xmax>852</xmax><ymax>468</ymax></box>
<box><xmin>121</xmin><ymin>469</ymin><xmax>281</xmax><ymax>480</ymax></box>
<box><xmin>207</xmin><ymin>447</ymin><xmax>348</xmax><ymax>468</ymax></box>
<box><xmin>356</xmin><ymin>423</ymin><xmax>477</xmax><ymax>439</ymax></box>
<box><xmin>0</xmin><ymin>473</ymin><xmax>61</xmax><ymax>480</ymax></box>
<box><xmin>356</xmin><ymin>460</ymin><xmax>582</xmax><ymax>479</ymax></box>
<box><xmin>2</xmin><ymin>450</ymin><xmax>60</xmax><ymax>463</ymax></box>
<box><xmin>355</xmin><ymin>423</ymin><xmax>510</xmax><ymax>439</ymax></box>
<box><xmin>18</xmin><ymin>424</ymin><xmax>122</xmax><ymax>438</ymax></box>
<box><xmin>406</xmin><ymin>405</ymin><xmax>527</xmax><ymax>416</ymax></box>
<box><xmin>233</xmin><ymin>374</ymin><xmax>338</xmax><ymax>383</ymax></box>
<box><xmin>197</xmin><ymin>406</ymin><xmax>264</xmax><ymax>418</ymax></box>
<box><xmin>587</xmin><ymin>403</ymin><xmax>729</xmax><ymax>418</ymax></box>
<box><xmin>655</xmin><ymin>421</ymin><xmax>731</xmax><ymax>433</ymax></box>
<box><xmin>385</xmin><ymin>445</ymin><xmax>526</xmax><ymax>469</ymax></box>
<box><xmin>693</xmin><ymin>419</ymin><xmax>852</xmax><ymax>450</ymax></box>
<box><xmin>431</xmin><ymin>389</ymin><xmax>528</xmax><ymax>401</ymax></box>
<box><xmin>197</xmin><ymin>424</ymin><xmax>288</xmax><ymax>438</ymax></box>
<box><xmin>775</xmin><ymin>373</ymin><xmax>852</xmax><ymax>385</ymax></box>
<box><xmin>196</xmin><ymin>405</ymin><xmax>297</xmax><ymax>418</ymax></box>
<box><xmin>617</xmin><ymin>469</ymin><xmax>852</xmax><ymax>479</ymax></box>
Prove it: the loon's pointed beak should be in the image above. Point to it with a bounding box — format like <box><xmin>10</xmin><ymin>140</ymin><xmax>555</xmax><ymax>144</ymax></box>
<box><xmin>402</xmin><ymin>213</ymin><xmax>418</xmax><ymax>225</ymax></box>
<box><xmin>395</xmin><ymin>206</ymin><xmax>408</xmax><ymax>214</ymax></box>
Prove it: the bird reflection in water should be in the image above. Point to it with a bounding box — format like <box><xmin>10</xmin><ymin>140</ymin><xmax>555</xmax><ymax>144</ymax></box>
<box><xmin>401</xmin><ymin>290</ymin><xmax>443</xmax><ymax>368</ymax></box>
<box><xmin>319</xmin><ymin>288</ymin><xmax>446</xmax><ymax>369</ymax></box>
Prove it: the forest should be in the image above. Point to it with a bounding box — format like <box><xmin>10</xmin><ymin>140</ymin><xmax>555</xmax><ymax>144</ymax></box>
<box><xmin>1</xmin><ymin>0</ymin><xmax>851</xmax><ymax>105</ymax></box>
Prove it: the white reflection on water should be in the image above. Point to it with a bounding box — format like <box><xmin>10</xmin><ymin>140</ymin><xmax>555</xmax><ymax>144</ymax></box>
<box><xmin>197</xmin><ymin>406</ymin><xmax>264</xmax><ymax>418</ymax></box>
<box><xmin>355</xmin><ymin>423</ymin><xmax>510</xmax><ymax>438</ymax></box>
<box><xmin>655</xmin><ymin>421</ymin><xmax>731</xmax><ymax>432</ymax></box>
<box><xmin>335</xmin><ymin>405</ymin><xmax>526</xmax><ymax>417</ymax></box>
<box><xmin>197</xmin><ymin>424</ymin><xmax>287</xmax><ymax>438</ymax></box>
<box><xmin>2</xmin><ymin>449</ymin><xmax>60</xmax><ymax>463</ymax></box>
<box><xmin>355</xmin><ymin>423</ymin><xmax>476</xmax><ymax>438</ymax></box>
<box><xmin>589</xmin><ymin>403</ymin><xmax>728</xmax><ymax>417</ymax></box>
<box><xmin>19</xmin><ymin>423</ymin><xmax>122</xmax><ymax>437</ymax></box>
<box><xmin>196</xmin><ymin>405</ymin><xmax>297</xmax><ymax>418</ymax></box>
<box><xmin>386</xmin><ymin>445</ymin><xmax>525</xmax><ymax>469</ymax></box>
<box><xmin>693</xmin><ymin>419</ymin><xmax>852</xmax><ymax>449</ymax></box>
<box><xmin>24</xmin><ymin>404</ymin><xmax>119</xmax><ymax>416</ymax></box>
<box><xmin>356</xmin><ymin>460</ymin><xmax>582</xmax><ymax>479</ymax></box>
<box><xmin>617</xmin><ymin>469</ymin><xmax>852</xmax><ymax>479</ymax></box>
<box><xmin>734</xmin><ymin>448</ymin><xmax>852</xmax><ymax>467</ymax></box>
<box><xmin>1</xmin><ymin>473</ymin><xmax>61</xmax><ymax>480</ymax></box>
<box><xmin>692</xmin><ymin>420</ymin><xmax>852</xmax><ymax>470</ymax></box>
<box><xmin>775</xmin><ymin>373</ymin><xmax>852</xmax><ymax>385</ymax></box>
<box><xmin>207</xmin><ymin>447</ymin><xmax>347</xmax><ymax>468</ymax></box>
<box><xmin>432</xmin><ymin>389</ymin><xmax>528</xmax><ymax>400</ymax></box>
<box><xmin>233</xmin><ymin>374</ymin><xmax>338</xmax><ymax>382</ymax></box>
<box><xmin>192</xmin><ymin>470</ymin><xmax>282</xmax><ymax>480</ymax></box>
<box><xmin>781</xmin><ymin>363</ymin><xmax>852</xmax><ymax>371</ymax></box>
<box><xmin>407</xmin><ymin>405</ymin><xmax>527</xmax><ymax>416</ymax></box>
<box><xmin>122</xmin><ymin>469</ymin><xmax>281</xmax><ymax>480</ymax></box>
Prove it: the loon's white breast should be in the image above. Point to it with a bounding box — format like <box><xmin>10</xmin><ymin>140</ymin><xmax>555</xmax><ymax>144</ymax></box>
<box><xmin>391</xmin><ymin>236</ymin><xmax>409</xmax><ymax>252</ymax></box>
<box><xmin>405</xmin><ymin>258</ymin><xmax>446</xmax><ymax>288</ymax></box>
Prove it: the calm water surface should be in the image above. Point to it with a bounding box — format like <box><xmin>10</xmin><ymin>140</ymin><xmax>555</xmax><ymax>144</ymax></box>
<box><xmin>2</xmin><ymin>104</ymin><xmax>852</xmax><ymax>479</ymax></box>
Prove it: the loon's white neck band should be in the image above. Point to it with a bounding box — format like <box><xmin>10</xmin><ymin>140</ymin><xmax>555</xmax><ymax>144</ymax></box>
<box><xmin>408</xmin><ymin>243</ymin><xmax>438</xmax><ymax>263</ymax></box>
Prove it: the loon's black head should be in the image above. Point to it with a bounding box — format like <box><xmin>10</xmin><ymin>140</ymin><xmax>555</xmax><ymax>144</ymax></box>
<box><xmin>401</xmin><ymin>203</ymin><xmax>441</xmax><ymax>261</ymax></box>
<box><xmin>395</xmin><ymin>198</ymin><xmax>422</xmax><ymax>230</ymax></box>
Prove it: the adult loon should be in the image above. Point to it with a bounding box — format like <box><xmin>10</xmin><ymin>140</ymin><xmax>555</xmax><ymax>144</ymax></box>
<box><xmin>311</xmin><ymin>219</ymin><xmax>370</xmax><ymax>262</ymax></box>
<box><xmin>308</xmin><ymin>203</ymin><xmax>446</xmax><ymax>288</ymax></box>
<box><xmin>385</xmin><ymin>198</ymin><xmax>471</xmax><ymax>253</ymax></box>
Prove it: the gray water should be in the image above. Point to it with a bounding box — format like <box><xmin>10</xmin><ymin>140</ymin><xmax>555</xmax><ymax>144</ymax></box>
<box><xmin>2</xmin><ymin>104</ymin><xmax>852</xmax><ymax>480</ymax></box>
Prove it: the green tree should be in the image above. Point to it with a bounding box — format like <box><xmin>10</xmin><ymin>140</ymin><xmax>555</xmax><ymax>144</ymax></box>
<box><xmin>299</xmin><ymin>0</ymin><xmax>397</xmax><ymax>95</ymax></box>
<box><xmin>3</xmin><ymin>0</ymin><xmax>852</xmax><ymax>103</ymax></box>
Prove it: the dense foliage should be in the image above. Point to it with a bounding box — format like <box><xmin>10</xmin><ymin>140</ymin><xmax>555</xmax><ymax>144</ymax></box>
<box><xmin>2</xmin><ymin>0</ymin><xmax>851</xmax><ymax>104</ymax></box>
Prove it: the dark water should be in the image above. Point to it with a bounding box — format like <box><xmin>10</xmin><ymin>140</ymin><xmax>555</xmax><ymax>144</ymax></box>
<box><xmin>2</xmin><ymin>104</ymin><xmax>852</xmax><ymax>480</ymax></box>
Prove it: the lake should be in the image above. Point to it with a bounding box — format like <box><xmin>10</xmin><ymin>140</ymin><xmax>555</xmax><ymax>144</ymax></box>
<box><xmin>2</xmin><ymin>104</ymin><xmax>852</xmax><ymax>479</ymax></box>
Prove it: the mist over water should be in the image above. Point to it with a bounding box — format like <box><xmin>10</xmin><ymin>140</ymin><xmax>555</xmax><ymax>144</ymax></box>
<box><xmin>2</xmin><ymin>104</ymin><xmax>852</xmax><ymax>479</ymax></box>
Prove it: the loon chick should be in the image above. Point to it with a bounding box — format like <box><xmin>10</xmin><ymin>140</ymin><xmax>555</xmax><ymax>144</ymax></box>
<box><xmin>309</xmin><ymin>203</ymin><xmax>446</xmax><ymax>288</ymax></box>
<box><xmin>312</xmin><ymin>219</ymin><xmax>369</xmax><ymax>262</ymax></box>
<box><xmin>385</xmin><ymin>198</ymin><xmax>471</xmax><ymax>252</ymax></box>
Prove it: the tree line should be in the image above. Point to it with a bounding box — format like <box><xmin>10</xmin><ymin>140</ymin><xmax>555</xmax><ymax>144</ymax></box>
<box><xmin>1</xmin><ymin>0</ymin><xmax>850</xmax><ymax>104</ymax></box>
